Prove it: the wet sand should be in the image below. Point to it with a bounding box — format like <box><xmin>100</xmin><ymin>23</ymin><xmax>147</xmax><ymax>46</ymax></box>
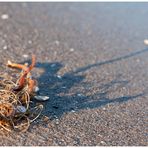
<box><xmin>0</xmin><ymin>3</ymin><xmax>147</xmax><ymax>146</ymax></box>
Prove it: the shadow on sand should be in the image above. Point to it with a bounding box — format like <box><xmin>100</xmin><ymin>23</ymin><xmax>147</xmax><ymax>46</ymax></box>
<box><xmin>32</xmin><ymin>48</ymin><xmax>148</xmax><ymax>119</ymax></box>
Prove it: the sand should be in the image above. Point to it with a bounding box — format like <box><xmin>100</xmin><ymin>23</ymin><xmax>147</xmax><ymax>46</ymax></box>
<box><xmin>0</xmin><ymin>3</ymin><xmax>147</xmax><ymax>146</ymax></box>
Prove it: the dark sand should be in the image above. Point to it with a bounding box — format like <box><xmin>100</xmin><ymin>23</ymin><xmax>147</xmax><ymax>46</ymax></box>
<box><xmin>0</xmin><ymin>3</ymin><xmax>147</xmax><ymax>146</ymax></box>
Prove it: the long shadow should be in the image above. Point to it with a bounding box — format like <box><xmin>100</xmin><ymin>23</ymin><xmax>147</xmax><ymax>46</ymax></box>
<box><xmin>70</xmin><ymin>48</ymin><xmax>148</xmax><ymax>74</ymax></box>
<box><xmin>33</xmin><ymin>48</ymin><xmax>147</xmax><ymax>119</ymax></box>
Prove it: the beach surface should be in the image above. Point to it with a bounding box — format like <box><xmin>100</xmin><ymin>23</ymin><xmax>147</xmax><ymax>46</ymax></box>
<box><xmin>0</xmin><ymin>3</ymin><xmax>147</xmax><ymax>146</ymax></box>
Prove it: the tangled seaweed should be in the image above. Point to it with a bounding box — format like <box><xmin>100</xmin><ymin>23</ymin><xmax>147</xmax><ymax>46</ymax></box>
<box><xmin>0</xmin><ymin>55</ymin><xmax>43</xmax><ymax>132</ymax></box>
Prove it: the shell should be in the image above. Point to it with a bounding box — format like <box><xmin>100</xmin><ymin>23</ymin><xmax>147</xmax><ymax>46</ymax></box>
<box><xmin>16</xmin><ymin>105</ymin><xmax>27</xmax><ymax>113</ymax></box>
<box><xmin>34</xmin><ymin>95</ymin><xmax>49</xmax><ymax>101</ymax></box>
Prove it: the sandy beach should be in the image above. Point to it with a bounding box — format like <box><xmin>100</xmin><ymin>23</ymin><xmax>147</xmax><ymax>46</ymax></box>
<box><xmin>0</xmin><ymin>3</ymin><xmax>147</xmax><ymax>146</ymax></box>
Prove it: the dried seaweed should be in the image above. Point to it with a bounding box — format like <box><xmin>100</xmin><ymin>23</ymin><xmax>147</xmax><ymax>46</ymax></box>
<box><xmin>0</xmin><ymin>55</ymin><xmax>43</xmax><ymax>132</ymax></box>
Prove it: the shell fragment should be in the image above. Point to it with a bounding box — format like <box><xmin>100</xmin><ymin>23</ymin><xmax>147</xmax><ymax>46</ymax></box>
<box><xmin>34</xmin><ymin>95</ymin><xmax>49</xmax><ymax>101</ymax></box>
<box><xmin>16</xmin><ymin>105</ymin><xmax>27</xmax><ymax>113</ymax></box>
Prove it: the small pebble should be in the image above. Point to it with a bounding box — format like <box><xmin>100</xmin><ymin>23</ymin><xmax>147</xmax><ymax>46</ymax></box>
<box><xmin>144</xmin><ymin>39</ymin><xmax>148</xmax><ymax>45</ymax></box>
<box><xmin>102</xmin><ymin>107</ymin><xmax>106</xmax><ymax>110</ymax></box>
<box><xmin>3</xmin><ymin>45</ymin><xmax>7</xmax><ymax>50</ymax></box>
<box><xmin>34</xmin><ymin>95</ymin><xmax>49</xmax><ymax>101</ymax></box>
<box><xmin>70</xmin><ymin>48</ymin><xmax>74</xmax><ymax>52</ymax></box>
<box><xmin>100</xmin><ymin>141</ymin><xmax>106</xmax><ymax>145</ymax></box>
<box><xmin>77</xmin><ymin>93</ymin><xmax>83</xmax><ymax>97</ymax></box>
<box><xmin>23</xmin><ymin>54</ymin><xmax>29</xmax><ymax>58</ymax></box>
<box><xmin>57</xmin><ymin>75</ymin><xmax>62</xmax><ymax>79</ymax></box>
<box><xmin>55</xmin><ymin>40</ymin><xmax>60</xmax><ymax>45</ymax></box>
<box><xmin>28</xmin><ymin>40</ymin><xmax>32</xmax><ymax>44</ymax></box>
<box><xmin>1</xmin><ymin>14</ymin><xmax>9</xmax><ymax>19</ymax></box>
<box><xmin>55</xmin><ymin>119</ymin><xmax>59</xmax><ymax>125</ymax></box>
